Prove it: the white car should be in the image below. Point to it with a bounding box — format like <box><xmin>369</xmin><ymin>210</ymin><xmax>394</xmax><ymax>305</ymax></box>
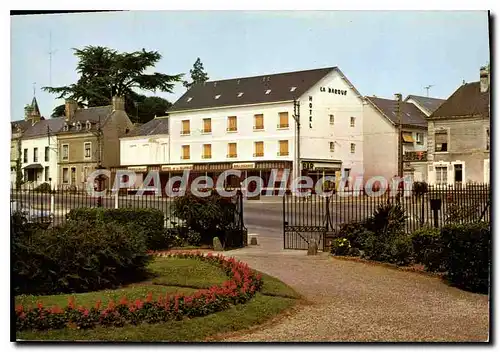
<box><xmin>10</xmin><ymin>200</ymin><xmax>54</xmax><ymax>227</ymax></box>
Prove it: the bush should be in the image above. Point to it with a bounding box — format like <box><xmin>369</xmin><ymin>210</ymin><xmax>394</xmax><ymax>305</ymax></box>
<box><xmin>34</xmin><ymin>182</ymin><xmax>52</xmax><ymax>193</ymax></box>
<box><xmin>364</xmin><ymin>202</ymin><xmax>407</xmax><ymax>235</ymax></box>
<box><xmin>331</xmin><ymin>238</ymin><xmax>351</xmax><ymax>256</ymax></box>
<box><xmin>411</xmin><ymin>227</ymin><xmax>444</xmax><ymax>272</ymax></box>
<box><xmin>441</xmin><ymin>222</ymin><xmax>490</xmax><ymax>293</ymax></box>
<box><xmin>413</xmin><ymin>181</ymin><xmax>428</xmax><ymax>196</ymax></box>
<box><xmin>172</xmin><ymin>192</ymin><xmax>240</xmax><ymax>246</ymax></box>
<box><xmin>13</xmin><ymin>220</ymin><xmax>151</xmax><ymax>295</ymax></box>
<box><xmin>66</xmin><ymin>207</ymin><xmax>170</xmax><ymax>250</ymax></box>
<box><xmin>336</xmin><ymin>221</ymin><xmax>368</xmax><ymax>249</ymax></box>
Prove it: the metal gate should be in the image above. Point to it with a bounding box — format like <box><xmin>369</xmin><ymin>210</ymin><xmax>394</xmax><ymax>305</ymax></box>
<box><xmin>282</xmin><ymin>193</ymin><xmax>332</xmax><ymax>251</ymax></box>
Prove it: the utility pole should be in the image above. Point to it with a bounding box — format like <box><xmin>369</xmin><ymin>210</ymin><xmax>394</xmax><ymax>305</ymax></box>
<box><xmin>91</xmin><ymin>115</ymin><xmax>104</xmax><ymax>207</ymax></box>
<box><xmin>48</xmin><ymin>31</ymin><xmax>57</xmax><ymax>86</ymax></box>
<box><xmin>394</xmin><ymin>93</ymin><xmax>403</xmax><ymax>178</ymax></box>
<box><xmin>293</xmin><ymin>99</ymin><xmax>301</xmax><ymax>182</ymax></box>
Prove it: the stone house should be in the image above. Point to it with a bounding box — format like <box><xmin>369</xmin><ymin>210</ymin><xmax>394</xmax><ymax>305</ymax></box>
<box><xmin>56</xmin><ymin>96</ymin><xmax>133</xmax><ymax>190</ymax></box>
<box><xmin>427</xmin><ymin>66</ymin><xmax>490</xmax><ymax>186</ymax></box>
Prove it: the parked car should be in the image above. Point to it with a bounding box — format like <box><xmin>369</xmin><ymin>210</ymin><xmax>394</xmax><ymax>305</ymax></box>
<box><xmin>10</xmin><ymin>200</ymin><xmax>53</xmax><ymax>228</ymax></box>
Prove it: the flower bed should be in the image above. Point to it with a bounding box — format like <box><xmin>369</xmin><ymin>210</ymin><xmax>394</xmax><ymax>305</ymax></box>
<box><xmin>16</xmin><ymin>252</ymin><xmax>263</xmax><ymax>331</ymax></box>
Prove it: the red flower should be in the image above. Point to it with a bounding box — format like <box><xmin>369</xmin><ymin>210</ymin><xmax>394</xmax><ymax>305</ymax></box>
<box><xmin>146</xmin><ymin>292</ymin><xmax>153</xmax><ymax>303</ymax></box>
<box><xmin>135</xmin><ymin>299</ymin><xmax>143</xmax><ymax>309</ymax></box>
<box><xmin>19</xmin><ymin>312</ymin><xmax>26</xmax><ymax>319</ymax></box>
<box><xmin>107</xmin><ymin>300</ymin><xmax>115</xmax><ymax>310</ymax></box>
<box><xmin>119</xmin><ymin>296</ymin><xmax>128</xmax><ymax>305</ymax></box>
<box><xmin>68</xmin><ymin>297</ymin><xmax>75</xmax><ymax>309</ymax></box>
<box><xmin>36</xmin><ymin>301</ymin><xmax>43</xmax><ymax>310</ymax></box>
<box><xmin>15</xmin><ymin>304</ymin><xmax>23</xmax><ymax>313</ymax></box>
<box><xmin>83</xmin><ymin>309</ymin><xmax>89</xmax><ymax>317</ymax></box>
<box><xmin>95</xmin><ymin>300</ymin><xmax>102</xmax><ymax>310</ymax></box>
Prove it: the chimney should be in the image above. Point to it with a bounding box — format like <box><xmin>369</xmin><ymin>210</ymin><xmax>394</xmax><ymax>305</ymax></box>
<box><xmin>112</xmin><ymin>96</ymin><xmax>125</xmax><ymax>111</ymax></box>
<box><xmin>65</xmin><ymin>99</ymin><xmax>78</xmax><ymax>121</ymax></box>
<box><xmin>480</xmin><ymin>66</ymin><xmax>490</xmax><ymax>93</ymax></box>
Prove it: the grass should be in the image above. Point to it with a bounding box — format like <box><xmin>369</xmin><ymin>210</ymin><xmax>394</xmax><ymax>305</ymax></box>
<box><xmin>149</xmin><ymin>257</ymin><xmax>228</xmax><ymax>288</ymax></box>
<box><xmin>15</xmin><ymin>256</ymin><xmax>300</xmax><ymax>342</ymax></box>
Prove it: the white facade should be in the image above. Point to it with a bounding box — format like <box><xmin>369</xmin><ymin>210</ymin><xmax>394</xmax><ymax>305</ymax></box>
<box><xmin>120</xmin><ymin>135</ymin><xmax>170</xmax><ymax>166</ymax></box>
<box><xmin>167</xmin><ymin>69</ymin><xmax>365</xmax><ymax>181</ymax></box>
<box><xmin>20</xmin><ymin>135</ymin><xmax>59</xmax><ymax>189</ymax></box>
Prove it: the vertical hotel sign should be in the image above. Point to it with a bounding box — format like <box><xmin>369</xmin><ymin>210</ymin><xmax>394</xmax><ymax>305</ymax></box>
<box><xmin>309</xmin><ymin>96</ymin><xmax>313</xmax><ymax>128</ymax></box>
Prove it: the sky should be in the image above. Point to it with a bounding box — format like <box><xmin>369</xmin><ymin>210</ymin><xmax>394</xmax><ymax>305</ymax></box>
<box><xmin>10</xmin><ymin>10</ymin><xmax>490</xmax><ymax>121</ymax></box>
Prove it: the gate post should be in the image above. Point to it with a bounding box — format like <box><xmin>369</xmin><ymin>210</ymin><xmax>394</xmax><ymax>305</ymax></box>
<box><xmin>283</xmin><ymin>192</ymin><xmax>286</xmax><ymax>249</ymax></box>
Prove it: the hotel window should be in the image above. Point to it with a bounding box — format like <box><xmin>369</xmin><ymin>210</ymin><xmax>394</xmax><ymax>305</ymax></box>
<box><xmin>329</xmin><ymin>114</ymin><xmax>334</xmax><ymax>125</ymax></box>
<box><xmin>227</xmin><ymin>116</ymin><xmax>237</xmax><ymax>132</ymax></box>
<box><xmin>62</xmin><ymin>144</ymin><xmax>69</xmax><ymax>160</ymax></box>
<box><xmin>203</xmin><ymin>118</ymin><xmax>212</xmax><ymax>133</ymax></box>
<box><xmin>202</xmin><ymin>144</ymin><xmax>212</xmax><ymax>159</ymax></box>
<box><xmin>350</xmin><ymin>143</ymin><xmax>356</xmax><ymax>154</ymax></box>
<box><xmin>45</xmin><ymin>146</ymin><xmax>49</xmax><ymax>162</ymax></box>
<box><xmin>254</xmin><ymin>114</ymin><xmax>264</xmax><ymax>130</ymax></box>
<box><xmin>71</xmin><ymin>167</ymin><xmax>76</xmax><ymax>184</ymax></box>
<box><xmin>33</xmin><ymin>147</ymin><xmax>38</xmax><ymax>162</ymax></box>
<box><xmin>254</xmin><ymin>141</ymin><xmax>264</xmax><ymax>157</ymax></box>
<box><xmin>227</xmin><ymin>143</ymin><xmax>237</xmax><ymax>158</ymax></box>
<box><xmin>181</xmin><ymin>120</ymin><xmax>190</xmax><ymax>135</ymax></box>
<box><xmin>350</xmin><ymin>117</ymin><xmax>355</xmax><ymax>127</ymax></box>
<box><xmin>278</xmin><ymin>140</ymin><xmax>289</xmax><ymax>156</ymax></box>
<box><xmin>83</xmin><ymin>167</ymin><xmax>89</xmax><ymax>182</ymax></box>
<box><xmin>23</xmin><ymin>148</ymin><xmax>28</xmax><ymax>163</ymax></box>
<box><xmin>181</xmin><ymin>145</ymin><xmax>190</xmax><ymax>160</ymax></box>
<box><xmin>435</xmin><ymin>166</ymin><xmax>448</xmax><ymax>186</ymax></box>
<box><xmin>44</xmin><ymin>166</ymin><xmax>49</xmax><ymax>182</ymax></box>
<box><xmin>278</xmin><ymin>112</ymin><xmax>289</xmax><ymax>129</ymax></box>
<box><xmin>435</xmin><ymin>131</ymin><xmax>448</xmax><ymax>152</ymax></box>
<box><xmin>416</xmin><ymin>132</ymin><xmax>423</xmax><ymax>145</ymax></box>
<box><xmin>486</xmin><ymin>128</ymin><xmax>490</xmax><ymax>151</ymax></box>
<box><xmin>84</xmin><ymin>142</ymin><xmax>92</xmax><ymax>159</ymax></box>
<box><xmin>329</xmin><ymin>142</ymin><xmax>335</xmax><ymax>152</ymax></box>
<box><xmin>62</xmin><ymin>168</ymin><xmax>69</xmax><ymax>184</ymax></box>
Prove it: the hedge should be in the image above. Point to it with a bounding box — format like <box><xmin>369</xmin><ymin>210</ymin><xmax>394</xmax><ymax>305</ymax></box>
<box><xmin>441</xmin><ymin>222</ymin><xmax>490</xmax><ymax>293</ymax></box>
<box><xmin>66</xmin><ymin>208</ymin><xmax>168</xmax><ymax>250</ymax></box>
<box><xmin>16</xmin><ymin>252</ymin><xmax>263</xmax><ymax>331</ymax></box>
<box><xmin>12</xmin><ymin>218</ymin><xmax>151</xmax><ymax>295</ymax></box>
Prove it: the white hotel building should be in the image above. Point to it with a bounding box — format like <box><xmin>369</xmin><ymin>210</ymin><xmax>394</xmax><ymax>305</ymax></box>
<box><xmin>119</xmin><ymin>67</ymin><xmax>365</xmax><ymax>192</ymax></box>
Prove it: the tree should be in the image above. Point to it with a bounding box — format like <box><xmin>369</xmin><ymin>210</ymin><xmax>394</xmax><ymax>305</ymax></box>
<box><xmin>43</xmin><ymin>46</ymin><xmax>182</xmax><ymax>121</ymax></box>
<box><xmin>126</xmin><ymin>92</ymin><xmax>172</xmax><ymax>123</ymax></box>
<box><xmin>183</xmin><ymin>58</ymin><xmax>209</xmax><ymax>89</ymax></box>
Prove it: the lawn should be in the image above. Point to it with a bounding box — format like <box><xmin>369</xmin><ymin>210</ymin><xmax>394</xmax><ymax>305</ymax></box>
<box><xmin>16</xmin><ymin>255</ymin><xmax>300</xmax><ymax>342</ymax></box>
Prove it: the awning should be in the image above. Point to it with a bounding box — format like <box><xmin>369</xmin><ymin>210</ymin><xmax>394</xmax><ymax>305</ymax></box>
<box><xmin>402</xmin><ymin>132</ymin><xmax>415</xmax><ymax>143</ymax></box>
<box><xmin>23</xmin><ymin>163</ymin><xmax>43</xmax><ymax>170</ymax></box>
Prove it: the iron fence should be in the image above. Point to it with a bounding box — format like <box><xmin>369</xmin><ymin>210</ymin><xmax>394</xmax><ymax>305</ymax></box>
<box><xmin>283</xmin><ymin>183</ymin><xmax>491</xmax><ymax>250</ymax></box>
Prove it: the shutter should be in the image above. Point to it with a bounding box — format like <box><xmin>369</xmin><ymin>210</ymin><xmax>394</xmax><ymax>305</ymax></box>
<box><xmin>279</xmin><ymin>112</ymin><xmax>288</xmax><ymax>127</ymax></box>
<box><xmin>203</xmin><ymin>144</ymin><xmax>211</xmax><ymax>158</ymax></box>
<box><xmin>228</xmin><ymin>143</ymin><xmax>236</xmax><ymax>156</ymax></box>
<box><xmin>182</xmin><ymin>145</ymin><xmax>190</xmax><ymax>159</ymax></box>
<box><xmin>203</xmin><ymin>119</ymin><xmax>211</xmax><ymax>132</ymax></box>
<box><xmin>182</xmin><ymin>120</ymin><xmax>190</xmax><ymax>133</ymax></box>
<box><xmin>255</xmin><ymin>114</ymin><xmax>263</xmax><ymax>129</ymax></box>
<box><xmin>435</xmin><ymin>132</ymin><xmax>447</xmax><ymax>144</ymax></box>
<box><xmin>279</xmin><ymin>140</ymin><xmax>288</xmax><ymax>155</ymax></box>
<box><xmin>255</xmin><ymin>142</ymin><xmax>263</xmax><ymax>155</ymax></box>
<box><xmin>228</xmin><ymin>116</ymin><xmax>237</xmax><ymax>130</ymax></box>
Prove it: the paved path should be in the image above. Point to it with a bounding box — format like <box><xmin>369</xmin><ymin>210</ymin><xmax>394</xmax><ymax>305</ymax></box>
<box><xmin>222</xmin><ymin>238</ymin><xmax>490</xmax><ymax>342</ymax></box>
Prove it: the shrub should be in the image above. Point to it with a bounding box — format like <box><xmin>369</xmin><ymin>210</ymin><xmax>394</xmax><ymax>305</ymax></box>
<box><xmin>336</xmin><ymin>221</ymin><xmax>368</xmax><ymax>249</ymax></box>
<box><xmin>441</xmin><ymin>222</ymin><xmax>490</xmax><ymax>293</ymax></box>
<box><xmin>172</xmin><ymin>192</ymin><xmax>240</xmax><ymax>246</ymax></box>
<box><xmin>13</xmin><ymin>220</ymin><xmax>151</xmax><ymax>295</ymax></box>
<box><xmin>364</xmin><ymin>202</ymin><xmax>407</xmax><ymax>236</ymax></box>
<box><xmin>413</xmin><ymin>181</ymin><xmax>428</xmax><ymax>196</ymax></box>
<box><xmin>411</xmin><ymin>227</ymin><xmax>444</xmax><ymax>272</ymax></box>
<box><xmin>331</xmin><ymin>238</ymin><xmax>351</xmax><ymax>256</ymax></box>
<box><xmin>66</xmin><ymin>207</ymin><xmax>169</xmax><ymax>250</ymax></box>
<box><xmin>34</xmin><ymin>182</ymin><xmax>52</xmax><ymax>193</ymax></box>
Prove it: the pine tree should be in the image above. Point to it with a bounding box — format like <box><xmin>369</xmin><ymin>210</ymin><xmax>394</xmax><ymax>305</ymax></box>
<box><xmin>183</xmin><ymin>58</ymin><xmax>209</xmax><ymax>89</ymax></box>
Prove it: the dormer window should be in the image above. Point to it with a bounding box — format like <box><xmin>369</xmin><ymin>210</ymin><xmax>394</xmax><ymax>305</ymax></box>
<box><xmin>237</xmin><ymin>92</ymin><xmax>244</xmax><ymax>98</ymax></box>
<box><xmin>86</xmin><ymin>121</ymin><xmax>91</xmax><ymax>130</ymax></box>
<box><xmin>215</xmin><ymin>95</ymin><xmax>221</xmax><ymax>100</ymax></box>
<box><xmin>75</xmin><ymin>122</ymin><xmax>82</xmax><ymax>131</ymax></box>
<box><xmin>265</xmin><ymin>90</ymin><xmax>271</xmax><ymax>95</ymax></box>
<box><xmin>290</xmin><ymin>87</ymin><xmax>297</xmax><ymax>92</ymax></box>
<box><xmin>63</xmin><ymin>123</ymin><xmax>69</xmax><ymax>132</ymax></box>
<box><xmin>186</xmin><ymin>97</ymin><xmax>193</xmax><ymax>102</ymax></box>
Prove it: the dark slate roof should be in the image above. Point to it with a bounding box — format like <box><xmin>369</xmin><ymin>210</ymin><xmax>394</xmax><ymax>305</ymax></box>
<box><xmin>365</xmin><ymin>96</ymin><xmax>428</xmax><ymax>128</ymax></box>
<box><xmin>11</xmin><ymin>120</ymin><xmax>32</xmax><ymax>134</ymax></box>
<box><xmin>73</xmin><ymin>105</ymin><xmax>113</xmax><ymax>123</ymax></box>
<box><xmin>169</xmin><ymin>67</ymin><xmax>341</xmax><ymax>112</ymax></box>
<box><xmin>125</xmin><ymin>118</ymin><xmax>169</xmax><ymax>137</ymax></box>
<box><xmin>429</xmin><ymin>81</ymin><xmax>490</xmax><ymax>119</ymax></box>
<box><xmin>404</xmin><ymin>95</ymin><xmax>445</xmax><ymax>115</ymax></box>
<box><xmin>22</xmin><ymin>118</ymin><xmax>66</xmax><ymax>138</ymax></box>
<box><xmin>31</xmin><ymin>97</ymin><xmax>41</xmax><ymax>116</ymax></box>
